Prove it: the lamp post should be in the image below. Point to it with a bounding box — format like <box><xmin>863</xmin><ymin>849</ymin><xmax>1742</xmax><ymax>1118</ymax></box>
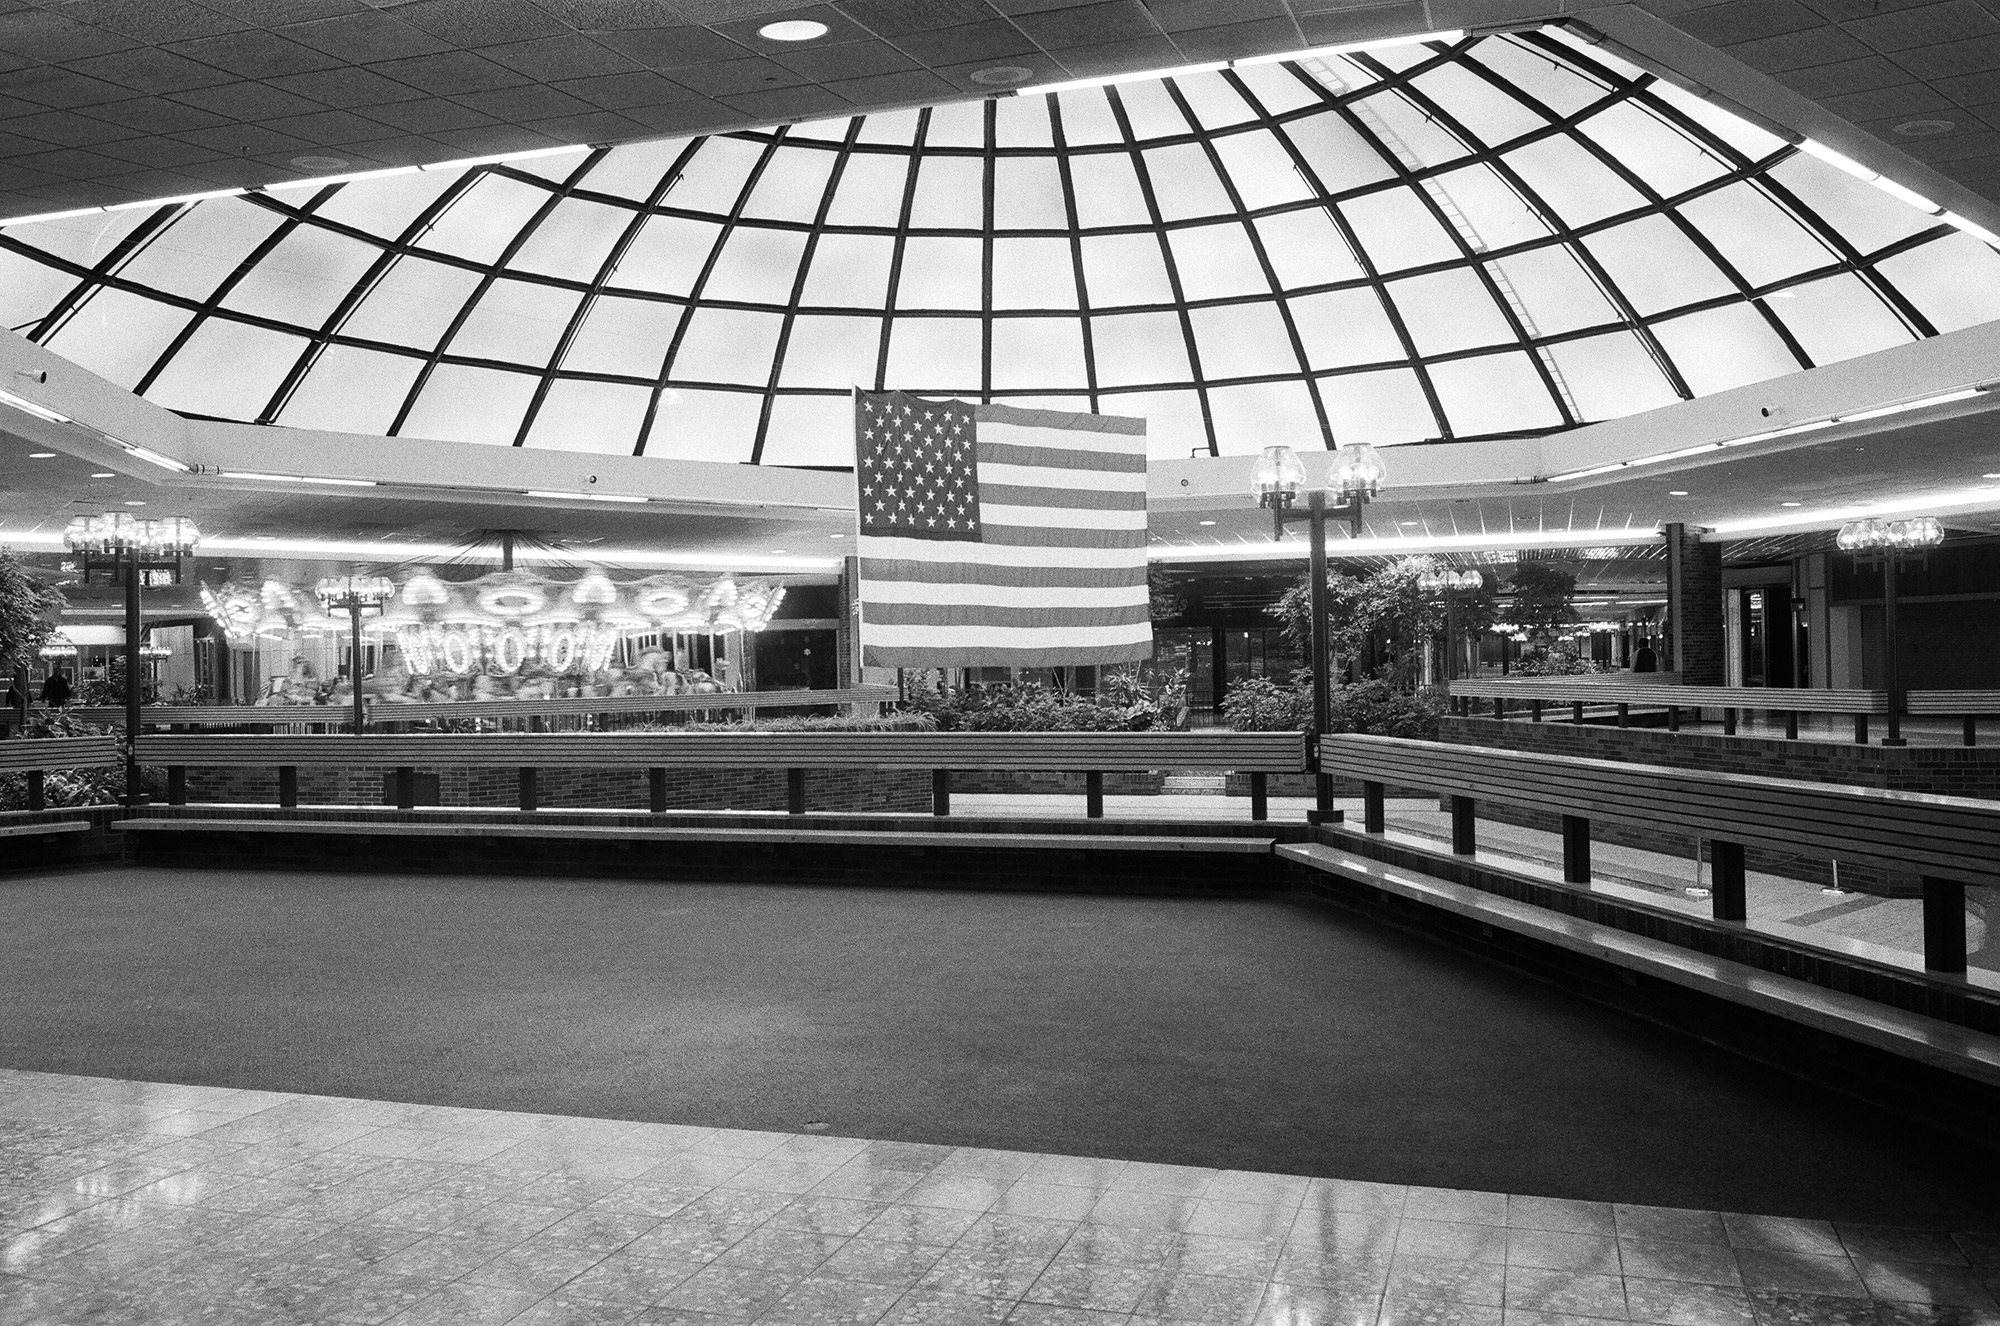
<box><xmin>63</xmin><ymin>514</ymin><xmax>200</xmax><ymax>802</ymax></box>
<box><xmin>1251</xmin><ymin>441</ymin><xmax>1387</xmax><ymax>819</ymax></box>
<box><xmin>1416</xmin><ymin>568</ymin><xmax>1484</xmax><ymax>684</ymax></box>
<box><xmin>1836</xmin><ymin>515</ymin><xmax>1943</xmax><ymax>746</ymax></box>
<box><xmin>314</xmin><ymin>574</ymin><xmax>397</xmax><ymax>734</ymax></box>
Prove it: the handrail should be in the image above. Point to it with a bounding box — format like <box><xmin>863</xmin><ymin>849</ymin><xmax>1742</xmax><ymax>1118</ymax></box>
<box><xmin>65</xmin><ymin>685</ymin><xmax>898</xmax><ymax>729</ymax></box>
<box><xmin>1450</xmin><ymin>678</ymin><xmax>1887</xmax><ymax>711</ymax></box>
<box><xmin>0</xmin><ymin>736</ymin><xmax>121</xmax><ymax>811</ymax></box>
<box><xmin>141</xmin><ymin>729</ymin><xmax>1310</xmax><ymax>822</ymax></box>
<box><xmin>1317</xmin><ymin>732</ymin><xmax>1988</xmax><ymax>973</ymax></box>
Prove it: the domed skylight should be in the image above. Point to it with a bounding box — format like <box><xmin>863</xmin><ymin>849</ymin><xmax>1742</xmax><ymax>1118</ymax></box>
<box><xmin>2</xmin><ymin>26</ymin><xmax>1995</xmax><ymax>467</ymax></box>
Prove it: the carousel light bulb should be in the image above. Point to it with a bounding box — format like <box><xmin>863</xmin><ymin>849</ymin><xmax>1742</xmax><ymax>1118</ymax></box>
<box><xmin>1250</xmin><ymin>445</ymin><xmax>1306</xmax><ymax>509</ymax></box>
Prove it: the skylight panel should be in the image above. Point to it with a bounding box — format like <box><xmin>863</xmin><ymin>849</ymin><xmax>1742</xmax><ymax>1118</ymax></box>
<box><xmin>1253</xmin><ymin>208</ymin><xmax>1364</xmax><ymax>287</ymax></box>
<box><xmin>824</xmin><ymin>153</ymin><xmax>910</xmax><ymax>227</ymax></box>
<box><xmin>1288</xmin><ymin>287</ymin><xmax>1404</xmax><ymax>368</ymax></box>
<box><xmin>1425</xmin><ymin>164</ymin><xmax>1551</xmax><ymax>251</ymax></box>
<box><xmin>1278</xmin><ymin>110</ymin><xmax>1397</xmax><ymax>192</ymax></box>
<box><xmin>991</xmin><ymin>317</ymin><xmax>1087</xmax><ymax>389</ymax></box>
<box><xmin>762</xmin><ymin>395</ymin><xmax>857</xmax><ymax>465</ymax></box>
<box><xmin>1503</xmin><ymin>135</ymin><xmax>1646</xmax><ymax>226</ymax></box>
<box><xmin>778</xmin><ymin>314</ymin><xmax>883</xmax><ymax>388</ymax></box>
<box><xmin>1079</xmin><ymin>233</ymin><xmax>1176</xmax><ymax>307</ymax></box>
<box><xmin>664</xmin><ymin>136</ymin><xmax>763</xmax><ymax>213</ymax></box>
<box><xmin>701</xmin><ymin>225</ymin><xmax>809</xmax><ymax>305</ymax></box>
<box><xmin>993</xmin><ymin>157</ymin><xmax>1071</xmax><ymax>230</ymax></box>
<box><xmin>907</xmin><ymin>155</ymin><xmax>984</xmax><ymax>229</ymax></box>
<box><xmin>857</xmin><ymin>108</ymin><xmax>920</xmax><ymax>146</ymax></box>
<box><xmin>991</xmin><ymin>238</ymin><xmax>1079</xmax><ymax>310</ymax></box>
<box><xmin>1091</xmin><ymin>310</ymin><xmax>1192</xmax><ymax>386</ymax></box>
<box><xmin>925</xmin><ymin>100</ymin><xmax>986</xmax><ymax>148</ymax></box>
<box><xmin>894</xmin><ymin>236</ymin><xmax>982</xmax><ymax>309</ymax></box>
<box><xmin>1356</xmin><ymin>87</ymin><xmax>1472</xmax><ymax>170</ymax></box>
<box><xmin>1209</xmin><ymin>131</ymin><xmax>1315</xmax><ymax>210</ymax></box>
<box><xmin>313</xmin><ymin>170</ymin><xmax>459</xmax><ymax>237</ymax></box>
<box><xmin>1165</xmin><ymin>223</ymin><xmax>1270</xmax><ymax>301</ymax></box>
<box><xmin>741</xmin><ymin>144</ymin><xmax>838</xmax><ymax>223</ymax></box>
<box><xmin>671</xmin><ymin>307</ymin><xmax>783</xmax><ymax>385</ymax></box>
<box><xmin>1873</xmin><ymin>234</ymin><xmax>2000</xmax><ymax>334</ymax></box>
<box><xmin>275</xmin><ymin>345</ymin><xmax>424</xmax><ymax>435</ymax></box>
<box><xmin>1675</xmin><ymin>182</ymin><xmax>1835</xmax><ymax>288</ymax></box>
<box><xmin>0</xmin><ymin>250</ymin><xmax>79</xmax><ymax>333</ymax></box>
<box><xmin>1544</xmin><ymin>332</ymin><xmax>1680</xmax><ymax>421</ymax></box>
<box><xmin>884</xmin><ymin>316</ymin><xmax>981</xmax><ymax>392</ymax></box>
<box><xmin>1428</xmin><ymin>352</ymin><xmax>1561</xmax><ymax>435</ymax></box>
<box><xmin>1230</xmin><ymin>61</ymin><xmax>1320</xmax><ymax>115</ymax></box>
<box><xmin>1487</xmin><ymin>245</ymin><xmax>1619</xmax><ymax>335</ymax></box>
<box><xmin>1054</xmin><ymin>90</ymin><xmax>1122</xmax><ymax>146</ymax></box>
<box><xmin>145</xmin><ymin>320</ymin><xmax>308</xmax><ymax>420</ymax></box>
<box><xmin>1764</xmin><ymin>155</ymin><xmax>1936</xmax><ymax>255</ymax></box>
<box><xmin>644</xmin><ymin>389</ymin><xmax>761</xmax><ymax>461</ymax></box>
<box><xmin>1581</xmin><ymin>216</ymin><xmax>1735</xmax><ymax>316</ymax></box>
<box><xmin>1766</xmin><ymin>273</ymin><xmax>1914</xmax><ymax>366</ymax></box>
<box><xmin>522</xmin><ymin>379</ymin><xmax>650</xmax><ymax>454</ymax></box>
<box><xmin>1576</xmin><ymin>100</ymin><xmax>1730</xmax><ymax>198</ymax></box>
<box><xmin>116</xmin><ymin>202</ymin><xmax>284</xmax><ymax>303</ymax></box>
<box><xmin>994</xmin><ymin>94</ymin><xmax>1053</xmax><ymax>148</ymax></box>
<box><xmin>605</xmin><ymin>215</ymin><xmax>721</xmax><ymax>297</ymax></box>
<box><xmin>558</xmin><ymin>294</ymin><xmax>683</xmax><ymax>378</ymax></box>
<box><xmin>1207</xmin><ymin>379</ymin><xmax>1319</xmax><ymax>453</ymax></box>
<box><xmin>415</xmin><ymin>174</ymin><xmax>548</xmax><ymax>264</ymax></box>
<box><xmin>1408</xmin><ymin>62</ymin><xmax>1549</xmax><ymax>149</ymax></box>
<box><xmin>800</xmin><ymin>233</ymin><xmax>895</xmax><ymax>307</ymax></box>
<box><xmin>221</xmin><ymin>224</ymin><xmax>381</xmax><ymax>327</ymax></box>
<box><xmin>508</xmin><ymin>197</ymin><xmax>632</xmax><ymax>282</ymax></box>
<box><xmin>1174</xmin><ymin>70</ymin><xmax>1259</xmax><ymax>130</ymax></box>
<box><xmin>1647</xmin><ymin>303</ymin><xmax>1798</xmax><ymax>395</ymax></box>
<box><xmin>1067</xmin><ymin>152</ymin><xmax>1151</xmax><ymax>229</ymax></box>
<box><xmin>401</xmin><ymin>364</ymin><xmax>540</xmax><ymax>445</ymax></box>
<box><xmin>1646</xmin><ymin>80</ymin><xmax>1784</xmax><ymax>162</ymax></box>
<box><xmin>1467</xmin><ymin>36</ymin><xmax>1609</xmax><ymax>118</ymax></box>
<box><xmin>1113</xmin><ymin>79</ymin><xmax>1193</xmax><ymax>141</ymax></box>
<box><xmin>334</xmin><ymin>256</ymin><xmax>484</xmax><ymax>349</ymax></box>
<box><xmin>1142</xmin><ymin>143</ymin><xmax>1234</xmax><ymax>221</ymax></box>
<box><xmin>1384</xmin><ymin>269</ymin><xmax>1515</xmax><ymax>355</ymax></box>
<box><xmin>1338</xmin><ymin>188</ymin><xmax>1460</xmax><ymax>273</ymax></box>
<box><xmin>1188</xmin><ymin>301</ymin><xmax>1297</xmax><ymax>379</ymax></box>
<box><xmin>446</xmin><ymin>278</ymin><xmax>584</xmax><ymax>367</ymax></box>
<box><xmin>1319</xmin><ymin>366</ymin><xmax>1436</xmax><ymax>445</ymax></box>
<box><xmin>575</xmin><ymin>138</ymin><xmax>690</xmax><ymax>202</ymax></box>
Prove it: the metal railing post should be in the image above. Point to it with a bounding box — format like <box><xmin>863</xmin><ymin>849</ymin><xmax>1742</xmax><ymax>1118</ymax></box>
<box><xmin>26</xmin><ymin>768</ymin><xmax>43</xmax><ymax>812</ymax></box>
<box><xmin>278</xmin><ymin>766</ymin><xmax>298</xmax><ymax>808</ymax></box>
<box><xmin>648</xmin><ymin>767</ymin><xmax>667</xmax><ymax>813</ymax></box>
<box><xmin>167</xmin><ymin>766</ymin><xmax>186</xmax><ymax>805</ymax></box>
<box><xmin>518</xmin><ymin>767</ymin><xmax>536</xmax><ymax>813</ymax></box>
<box><xmin>1711</xmin><ymin>841</ymin><xmax>1746</xmax><ymax>921</ymax></box>
<box><xmin>1561</xmin><ymin>815</ymin><xmax>1590</xmax><ymax>883</ymax></box>
<box><xmin>1449</xmin><ymin>795</ymin><xmax>1475</xmax><ymax>856</ymax></box>
<box><xmin>932</xmin><ymin>769</ymin><xmax>950</xmax><ymax>816</ymax></box>
<box><xmin>1923</xmin><ymin>877</ymin><xmax>1967</xmax><ymax>973</ymax></box>
<box><xmin>1249</xmin><ymin>771</ymin><xmax>1268</xmax><ymax>822</ymax></box>
<box><xmin>787</xmin><ymin>768</ymin><xmax>806</xmax><ymax>815</ymax></box>
<box><xmin>1363</xmin><ymin>781</ymin><xmax>1385</xmax><ymax>833</ymax></box>
<box><xmin>1085</xmin><ymin>771</ymin><xmax>1104</xmax><ymax>819</ymax></box>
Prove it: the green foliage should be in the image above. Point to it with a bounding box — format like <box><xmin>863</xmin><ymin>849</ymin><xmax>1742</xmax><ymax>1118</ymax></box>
<box><xmin>1223</xmin><ymin>675</ymin><xmax>1444</xmax><ymax>740</ymax></box>
<box><xmin>1506</xmin><ymin>562</ymin><xmax>1579</xmax><ymax>644</ymax></box>
<box><xmin>1512</xmin><ymin>646</ymin><xmax>1602</xmax><ymax>677</ymax></box>
<box><xmin>904</xmin><ymin>674</ymin><xmax>1180</xmax><ymax>732</ymax></box>
<box><xmin>79</xmin><ymin>657</ymin><xmax>158</xmax><ymax>707</ymax></box>
<box><xmin>0</xmin><ymin>711</ymin><xmax>131</xmax><ymax>810</ymax></box>
<box><xmin>1272</xmin><ymin>556</ymin><xmax>1498</xmax><ymax>689</ymax></box>
<box><xmin>1221</xmin><ymin>676</ymin><xmax>1311</xmax><ymax>732</ymax></box>
<box><xmin>0</xmin><ymin>551</ymin><xmax>63</xmax><ymax>675</ymax></box>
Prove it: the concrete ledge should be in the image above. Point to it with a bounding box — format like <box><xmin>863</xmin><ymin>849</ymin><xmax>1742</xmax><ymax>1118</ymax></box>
<box><xmin>1281</xmin><ymin>841</ymin><xmax>2000</xmax><ymax>1089</ymax></box>
<box><xmin>118</xmin><ymin>817</ymin><xmax>1276</xmax><ymax>854</ymax></box>
<box><xmin>0</xmin><ymin>821</ymin><xmax>90</xmax><ymax>838</ymax></box>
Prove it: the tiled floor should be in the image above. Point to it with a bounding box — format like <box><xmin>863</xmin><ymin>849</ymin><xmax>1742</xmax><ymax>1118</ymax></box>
<box><xmin>0</xmin><ymin>1070</ymin><xmax>1993</xmax><ymax>1326</ymax></box>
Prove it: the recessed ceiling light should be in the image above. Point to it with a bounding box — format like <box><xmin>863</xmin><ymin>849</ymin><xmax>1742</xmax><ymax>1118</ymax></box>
<box><xmin>28</xmin><ymin>451</ymin><xmax>55</xmax><ymax>458</ymax></box>
<box><xmin>1398</xmin><ymin>520</ymin><xmax>1420</xmax><ymax>526</ymax></box>
<box><xmin>1199</xmin><ymin>519</ymin><xmax>1217</xmax><ymax>526</ymax></box>
<box><xmin>1781</xmin><ymin>501</ymin><xmax>1801</xmax><ymax>507</ymax></box>
<box><xmin>124</xmin><ymin>500</ymin><xmax>145</xmax><ymax>506</ymax></box>
<box><xmin>758</xmin><ymin>19</ymin><xmax>828</xmax><ymax>41</ymax></box>
<box><xmin>90</xmin><ymin>471</ymin><xmax>114</xmax><ymax>478</ymax></box>
<box><xmin>769</xmin><ymin>548</ymin><xmax>788</xmax><ymax>554</ymax></box>
<box><xmin>1984</xmin><ymin>473</ymin><xmax>2000</xmax><ymax>479</ymax></box>
<box><xmin>971</xmin><ymin>65</ymin><xmax>1035</xmax><ymax>86</ymax></box>
<box><xmin>829</xmin><ymin>532</ymin><xmax>846</xmax><ymax>538</ymax></box>
<box><xmin>290</xmin><ymin>154</ymin><xmax>349</xmax><ymax>172</ymax></box>
<box><xmin>1895</xmin><ymin>119</ymin><xmax>1955</xmax><ymax>138</ymax></box>
<box><xmin>1668</xmin><ymin>490</ymin><xmax>1689</xmax><ymax>496</ymax></box>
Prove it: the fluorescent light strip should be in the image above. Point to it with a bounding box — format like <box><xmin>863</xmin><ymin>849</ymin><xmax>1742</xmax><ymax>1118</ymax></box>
<box><xmin>1151</xmin><ymin>526</ymin><xmax>1660</xmax><ymax>562</ymax></box>
<box><xmin>116</xmin><ymin>442</ymin><xmax>189</xmax><ymax>473</ymax></box>
<box><xmin>0</xmin><ymin>387</ymin><xmax>70</xmax><ymax>424</ymax></box>
<box><xmin>524</xmin><ymin>489</ymin><xmax>647</xmax><ymax>503</ymax></box>
<box><xmin>1549</xmin><ymin>386</ymin><xmax>1991</xmax><ymax>483</ymax></box>
<box><xmin>1707</xmin><ymin>484</ymin><xmax>2000</xmax><ymax>537</ymax></box>
<box><xmin>1019</xmin><ymin>29</ymin><xmax>1465</xmax><ymax>97</ymax></box>
<box><xmin>0</xmin><ymin>145</ymin><xmax>590</xmax><ymax>229</ymax></box>
<box><xmin>1797</xmin><ymin>137</ymin><xmax>1943</xmax><ymax>216</ymax></box>
<box><xmin>222</xmin><ymin>471</ymin><xmax>378</xmax><ymax>487</ymax></box>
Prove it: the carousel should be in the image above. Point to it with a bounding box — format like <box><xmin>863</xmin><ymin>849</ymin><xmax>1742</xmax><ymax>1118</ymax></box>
<box><xmin>198</xmin><ymin>568</ymin><xmax>787</xmax><ymax>709</ymax></box>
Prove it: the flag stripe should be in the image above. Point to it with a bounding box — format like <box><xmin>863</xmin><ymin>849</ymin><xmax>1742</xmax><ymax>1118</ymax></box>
<box><xmin>865</xmin><ymin>582</ymin><xmax>1146</xmax><ymax>609</ymax></box>
<box><xmin>982</xmin><ymin>503</ymin><xmax>1146</xmax><ymax>529</ymax></box>
<box><xmin>980</xmin><ymin>484</ymin><xmax>1147</xmax><ymax>511</ymax></box>
<box><xmin>978</xmin><ymin>441</ymin><xmax>1147</xmax><ymax>472</ymax></box>
<box><xmin>859</xmin><ymin>558</ymin><xmax>1148</xmax><ymax>588</ymax></box>
<box><xmin>864</xmin><ymin>640</ymin><xmax>1155</xmax><ymax>667</ymax></box>
<box><xmin>974</xmin><ymin>405</ymin><xmax>1146</xmax><ymax>437</ymax></box>
<box><xmin>860</xmin><ymin>537</ymin><xmax>1145</xmax><ymax>565</ymax></box>
<box><xmin>863</xmin><ymin>601</ymin><xmax>1152</xmax><ymax>628</ymax></box>
<box><xmin>862</xmin><ymin>622</ymin><xmax>1155</xmax><ymax>648</ymax></box>
<box><xmin>981</xmin><ymin>523</ymin><xmax>1147</xmax><ymax>549</ymax></box>
<box><xmin>978</xmin><ymin>462</ymin><xmax>1144</xmax><ymax>492</ymax></box>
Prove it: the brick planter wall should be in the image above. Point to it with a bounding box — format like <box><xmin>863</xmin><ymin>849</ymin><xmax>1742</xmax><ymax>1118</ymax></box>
<box><xmin>949</xmin><ymin>770</ymin><xmax>1163</xmax><ymax>795</ymax></box>
<box><xmin>184</xmin><ymin>765</ymin><xmax>931</xmax><ymax>814</ymax></box>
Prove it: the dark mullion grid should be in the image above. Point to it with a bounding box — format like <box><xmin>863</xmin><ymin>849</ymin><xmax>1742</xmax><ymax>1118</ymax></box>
<box><xmin>255</xmin><ymin>171</ymin><xmax>486</xmax><ymax>425</ymax></box>
<box><xmin>1104</xmin><ymin>83</ymin><xmax>1219</xmax><ymax>456</ymax></box>
<box><xmin>513</xmin><ymin>141</ymin><xmax>704</xmax><ymax>452</ymax></box>
<box><xmin>1172</xmin><ymin>72</ymin><xmax>1336</xmax><ymax>446</ymax></box>
<box><xmin>386</xmin><ymin>152</ymin><xmax>606</xmax><ymax>438</ymax></box>
<box><xmin>748</xmin><ymin>117</ymin><xmax>863</xmax><ymax>463</ymax></box>
<box><xmin>1751</xmin><ymin>152</ymin><xmax>1941</xmax><ymax>340</ymax></box>
<box><xmin>1453</xmin><ymin>41</ymin><xmax>1696</xmax><ymax>401</ymax></box>
<box><xmin>1359</xmin><ymin>60</ymin><xmax>1580</xmax><ymax>429</ymax></box>
<box><xmin>1046</xmin><ymin>96</ymin><xmax>1101</xmax><ymax>413</ymax></box>
<box><xmin>130</xmin><ymin>188</ymin><xmax>340</xmax><ymax>398</ymax></box>
<box><xmin>872</xmin><ymin>107</ymin><xmax>931</xmax><ymax>391</ymax></box>
<box><xmin>1530</xmin><ymin>41</ymin><xmax>1816</xmax><ymax>372</ymax></box>
<box><xmin>638</xmin><ymin>132</ymin><xmax>786</xmax><ymax>455</ymax></box>
<box><xmin>1264</xmin><ymin>59</ymin><xmax>1450</xmax><ymax>439</ymax></box>
<box><xmin>980</xmin><ymin>98</ymin><xmax>996</xmax><ymax>405</ymax></box>
<box><xmin>27</xmin><ymin>205</ymin><xmax>182</xmax><ymax>345</ymax></box>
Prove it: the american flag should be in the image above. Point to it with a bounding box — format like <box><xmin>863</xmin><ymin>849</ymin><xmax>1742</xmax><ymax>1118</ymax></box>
<box><xmin>854</xmin><ymin>389</ymin><xmax>1152</xmax><ymax>668</ymax></box>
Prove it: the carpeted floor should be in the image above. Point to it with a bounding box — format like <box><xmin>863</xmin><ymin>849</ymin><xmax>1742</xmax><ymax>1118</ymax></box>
<box><xmin>2</xmin><ymin>865</ymin><xmax>1995</xmax><ymax>1227</ymax></box>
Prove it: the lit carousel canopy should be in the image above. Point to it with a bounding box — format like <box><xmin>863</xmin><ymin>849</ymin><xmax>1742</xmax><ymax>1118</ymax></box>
<box><xmin>200</xmin><ymin>569</ymin><xmax>785</xmax><ymax>677</ymax></box>
<box><xmin>3</xmin><ymin>28</ymin><xmax>1996</xmax><ymax>464</ymax></box>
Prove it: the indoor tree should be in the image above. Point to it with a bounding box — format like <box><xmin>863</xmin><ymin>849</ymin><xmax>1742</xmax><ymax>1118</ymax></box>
<box><xmin>0</xmin><ymin>550</ymin><xmax>64</xmax><ymax>716</ymax></box>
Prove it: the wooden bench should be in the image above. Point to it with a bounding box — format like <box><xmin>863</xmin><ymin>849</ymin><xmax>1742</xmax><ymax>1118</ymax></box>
<box><xmin>141</xmin><ymin>730</ymin><xmax>1311</xmax><ymax>820</ymax></box>
<box><xmin>0</xmin><ymin>737</ymin><xmax>122</xmax><ymax>811</ymax></box>
<box><xmin>72</xmin><ymin>685</ymin><xmax>897</xmax><ymax>731</ymax></box>
<box><xmin>1317</xmin><ymin>732</ymin><xmax>1999</xmax><ymax>973</ymax></box>
<box><xmin>1279</xmin><ymin>839</ymin><xmax>2000</xmax><ymax>1088</ymax></box>
<box><xmin>1450</xmin><ymin>680</ymin><xmax>1887</xmax><ymax>742</ymax></box>
<box><xmin>1907</xmin><ymin>690</ymin><xmax>2000</xmax><ymax>746</ymax></box>
<box><xmin>116</xmin><ymin>815</ymin><xmax>1275</xmax><ymax>855</ymax></box>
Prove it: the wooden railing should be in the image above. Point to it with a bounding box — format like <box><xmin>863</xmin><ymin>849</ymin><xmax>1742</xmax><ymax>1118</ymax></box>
<box><xmin>66</xmin><ymin>685</ymin><xmax>898</xmax><ymax>731</ymax></box>
<box><xmin>1906</xmin><ymin>691</ymin><xmax>2000</xmax><ymax>746</ymax></box>
<box><xmin>1317</xmin><ymin>732</ymin><xmax>1994</xmax><ymax>973</ymax></box>
<box><xmin>1449</xmin><ymin>678</ymin><xmax>1892</xmax><ymax>742</ymax></box>
<box><xmin>141</xmin><ymin>730</ymin><xmax>1311</xmax><ymax>821</ymax></box>
<box><xmin>0</xmin><ymin>736</ymin><xmax>121</xmax><ymax>811</ymax></box>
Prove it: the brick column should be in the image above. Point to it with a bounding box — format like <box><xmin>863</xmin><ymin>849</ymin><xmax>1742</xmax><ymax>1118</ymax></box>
<box><xmin>1665</xmin><ymin>522</ymin><xmax>1724</xmax><ymax>685</ymax></box>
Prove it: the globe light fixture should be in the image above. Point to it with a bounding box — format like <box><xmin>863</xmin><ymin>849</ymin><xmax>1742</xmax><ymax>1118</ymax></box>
<box><xmin>1416</xmin><ymin>568</ymin><xmax>1485</xmax><ymax>682</ymax></box>
<box><xmin>61</xmin><ymin>512</ymin><xmax>201</xmax><ymax>801</ymax></box>
<box><xmin>1835</xmin><ymin>515</ymin><xmax>1945</xmax><ymax>745</ymax></box>
<box><xmin>1251</xmin><ymin>440</ymin><xmax>1392</xmax><ymax>821</ymax></box>
<box><xmin>316</xmin><ymin>574</ymin><xmax>398</xmax><ymax>734</ymax></box>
